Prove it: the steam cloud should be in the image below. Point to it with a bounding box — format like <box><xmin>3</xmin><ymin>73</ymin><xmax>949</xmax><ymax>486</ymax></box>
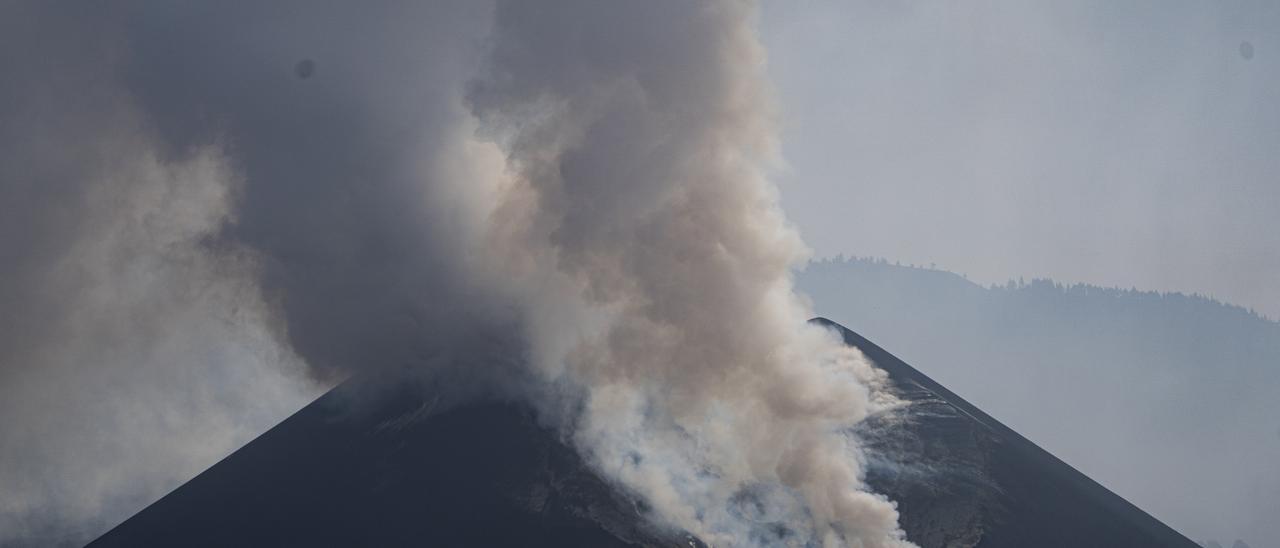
<box><xmin>0</xmin><ymin>1</ymin><xmax>909</xmax><ymax>546</ymax></box>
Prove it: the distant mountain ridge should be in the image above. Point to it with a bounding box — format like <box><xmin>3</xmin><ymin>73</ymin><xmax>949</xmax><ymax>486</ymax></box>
<box><xmin>807</xmin><ymin>257</ymin><xmax>1274</xmax><ymax>323</ymax></box>
<box><xmin>797</xmin><ymin>257</ymin><xmax>1280</xmax><ymax>546</ymax></box>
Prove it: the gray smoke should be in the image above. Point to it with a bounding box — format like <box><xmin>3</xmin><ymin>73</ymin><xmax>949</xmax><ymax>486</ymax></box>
<box><xmin>0</xmin><ymin>4</ymin><xmax>316</xmax><ymax>544</ymax></box>
<box><xmin>0</xmin><ymin>2</ymin><xmax>909</xmax><ymax>546</ymax></box>
<box><xmin>119</xmin><ymin>0</ymin><xmax>511</xmax><ymax>380</ymax></box>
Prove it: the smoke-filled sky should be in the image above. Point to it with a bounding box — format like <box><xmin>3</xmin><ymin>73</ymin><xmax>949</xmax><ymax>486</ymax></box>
<box><xmin>1</xmin><ymin>1</ymin><xmax>1270</xmax><ymax>546</ymax></box>
<box><xmin>1</xmin><ymin>2</ymin><xmax>909</xmax><ymax>546</ymax></box>
<box><xmin>762</xmin><ymin>0</ymin><xmax>1280</xmax><ymax>319</ymax></box>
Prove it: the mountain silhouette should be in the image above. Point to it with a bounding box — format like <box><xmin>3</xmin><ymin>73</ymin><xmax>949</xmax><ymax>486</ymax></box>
<box><xmin>92</xmin><ymin>319</ymin><xmax>1197</xmax><ymax>547</ymax></box>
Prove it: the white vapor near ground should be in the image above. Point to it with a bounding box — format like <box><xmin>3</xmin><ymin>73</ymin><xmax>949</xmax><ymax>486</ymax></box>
<box><xmin>0</xmin><ymin>1</ymin><xmax>909</xmax><ymax>546</ymax></box>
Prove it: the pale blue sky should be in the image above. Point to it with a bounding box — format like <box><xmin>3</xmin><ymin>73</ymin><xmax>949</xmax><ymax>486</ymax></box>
<box><xmin>762</xmin><ymin>0</ymin><xmax>1280</xmax><ymax>318</ymax></box>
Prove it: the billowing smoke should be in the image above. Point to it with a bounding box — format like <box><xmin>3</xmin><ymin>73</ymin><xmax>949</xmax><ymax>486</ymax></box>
<box><xmin>119</xmin><ymin>0</ymin><xmax>511</xmax><ymax>380</ymax></box>
<box><xmin>467</xmin><ymin>2</ymin><xmax>909</xmax><ymax>544</ymax></box>
<box><xmin>0</xmin><ymin>4</ymin><xmax>316</xmax><ymax>543</ymax></box>
<box><xmin>0</xmin><ymin>1</ymin><xmax>909</xmax><ymax>546</ymax></box>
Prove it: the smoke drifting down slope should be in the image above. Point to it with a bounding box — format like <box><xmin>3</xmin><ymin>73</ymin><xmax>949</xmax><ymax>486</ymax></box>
<box><xmin>0</xmin><ymin>2</ymin><xmax>909</xmax><ymax>545</ymax></box>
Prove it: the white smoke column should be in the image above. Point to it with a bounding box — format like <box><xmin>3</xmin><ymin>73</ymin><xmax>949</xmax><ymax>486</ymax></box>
<box><xmin>469</xmin><ymin>1</ymin><xmax>911</xmax><ymax>545</ymax></box>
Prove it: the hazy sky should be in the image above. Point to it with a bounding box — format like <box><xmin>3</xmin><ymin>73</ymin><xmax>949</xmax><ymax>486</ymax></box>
<box><xmin>761</xmin><ymin>1</ymin><xmax>1280</xmax><ymax>318</ymax></box>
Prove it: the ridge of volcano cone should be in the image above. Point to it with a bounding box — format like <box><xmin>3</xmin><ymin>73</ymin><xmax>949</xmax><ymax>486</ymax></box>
<box><xmin>812</xmin><ymin>317</ymin><xmax>1198</xmax><ymax>548</ymax></box>
<box><xmin>92</xmin><ymin>319</ymin><xmax>1197</xmax><ymax>547</ymax></box>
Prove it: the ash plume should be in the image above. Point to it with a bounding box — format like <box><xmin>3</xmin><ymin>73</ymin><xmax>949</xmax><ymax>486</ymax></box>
<box><xmin>0</xmin><ymin>1</ymin><xmax>499</xmax><ymax>543</ymax></box>
<box><xmin>466</xmin><ymin>2</ymin><xmax>910</xmax><ymax>544</ymax></box>
<box><xmin>119</xmin><ymin>0</ymin><xmax>510</xmax><ymax>380</ymax></box>
<box><xmin>0</xmin><ymin>4</ymin><xmax>316</xmax><ymax>543</ymax></box>
<box><xmin>0</xmin><ymin>1</ymin><xmax>909</xmax><ymax>546</ymax></box>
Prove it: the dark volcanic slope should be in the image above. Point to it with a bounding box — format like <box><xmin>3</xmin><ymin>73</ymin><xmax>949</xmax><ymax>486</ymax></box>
<box><xmin>90</xmin><ymin>384</ymin><xmax>693</xmax><ymax>548</ymax></box>
<box><xmin>93</xmin><ymin>319</ymin><xmax>1197</xmax><ymax>547</ymax></box>
<box><xmin>816</xmin><ymin>318</ymin><xmax>1199</xmax><ymax>548</ymax></box>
